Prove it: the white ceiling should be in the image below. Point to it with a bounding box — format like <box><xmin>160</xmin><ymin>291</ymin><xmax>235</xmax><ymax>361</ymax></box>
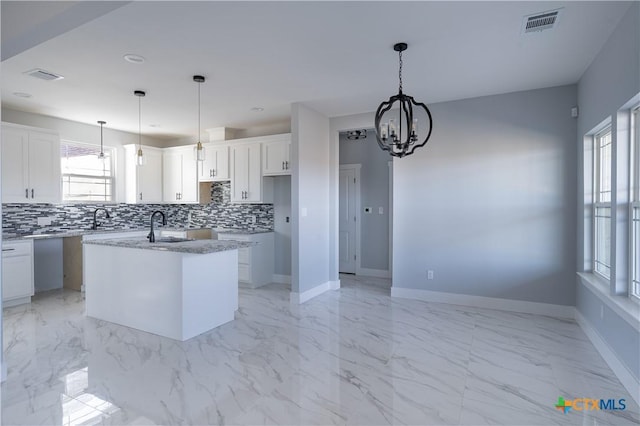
<box><xmin>0</xmin><ymin>1</ymin><xmax>632</xmax><ymax>140</ymax></box>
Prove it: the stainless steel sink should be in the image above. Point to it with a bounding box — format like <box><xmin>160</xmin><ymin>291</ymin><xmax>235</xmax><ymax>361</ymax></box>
<box><xmin>152</xmin><ymin>237</ymin><xmax>194</xmax><ymax>243</ymax></box>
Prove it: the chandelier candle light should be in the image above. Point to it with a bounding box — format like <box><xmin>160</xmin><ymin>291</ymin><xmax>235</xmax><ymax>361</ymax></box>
<box><xmin>97</xmin><ymin>120</ymin><xmax>106</xmax><ymax>160</ymax></box>
<box><xmin>374</xmin><ymin>42</ymin><xmax>433</xmax><ymax>158</ymax></box>
<box><xmin>194</xmin><ymin>75</ymin><xmax>205</xmax><ymax>162</ymax></box>
<box><xmin>134</xmin><ymin>90</ymin><xmax>146</xmax><ymax>166</ymax></box>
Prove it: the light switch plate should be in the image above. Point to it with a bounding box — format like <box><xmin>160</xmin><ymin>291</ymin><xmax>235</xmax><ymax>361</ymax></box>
<box><xmin>37</xmin><ymin>216</ymin><xmax>53</xmax><ymax>226</ymax></box>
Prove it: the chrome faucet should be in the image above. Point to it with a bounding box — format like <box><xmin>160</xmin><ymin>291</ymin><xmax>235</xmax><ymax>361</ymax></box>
<box><xmin>91</xmin><ymin>208</ymin><xmax>111</xmax><ymax>230</ymax></box>
<box><xmin>148</xmin><ymin>210</ymin><xmax>167</xmax><ymax>242</ymax></box>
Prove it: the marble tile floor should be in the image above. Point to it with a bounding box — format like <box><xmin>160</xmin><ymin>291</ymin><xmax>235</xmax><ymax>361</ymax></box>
<box><xmin>2</xmin><ymin>274</ymin><xmax>639</xmax><ymax>425</ymax></box>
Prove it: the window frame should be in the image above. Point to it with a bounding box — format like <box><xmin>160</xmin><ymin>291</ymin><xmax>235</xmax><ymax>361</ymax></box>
<box><xmin>593</xmin><ymin>126</ymin><xmax>613</xmax><ymax>280</ymax></box>
<box><xmin>60</xmin><ymin>140</ymin><xmax>116</xmax><ymax>203</ymax></box>
<box><xmin>630</xmin><ymin>107</ymin><xmax>640</xmax><ymax>300</ymax></box>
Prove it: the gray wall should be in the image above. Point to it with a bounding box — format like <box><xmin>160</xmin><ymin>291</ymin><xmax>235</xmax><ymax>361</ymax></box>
<box><xmin>272</xmin><ymin>176</ymin><xmax>291</xmax><ymax>276</ymax></box>
<box><xmin>576</xmin><ymin>2</ymin><xmax>639</xmax><ymax>383</ymax></box>
<box><xmin>339</xmin><ymin>129</ymin><xmax>390</xmax><ymax>271</ymax></box>
<box><xmin>291</xmin><ymin>103</ymin><xmax>330</xmax><ymax>294</ymax></box>
<box><xmin>393</xmin><ymin>84</ymin><xmax>578</xmax><ymax>306</ymax></box>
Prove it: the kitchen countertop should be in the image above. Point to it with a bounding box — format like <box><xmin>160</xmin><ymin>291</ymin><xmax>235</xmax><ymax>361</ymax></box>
<box><xmin>2</xmin><ymin>227</ymin><xmax>272</xmax><ymax>241</ymax></box>
<box><xmin>213</xmin><ymin>228</ymin><xmax>273</xmax><ymax>235</ymax></box>
<box><xmin>83</xmin><ymin>237</ymin><xmax>255</xmax><ymax>254</ymax></box>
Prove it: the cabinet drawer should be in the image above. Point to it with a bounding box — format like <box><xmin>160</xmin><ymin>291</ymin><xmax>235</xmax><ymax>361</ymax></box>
<box><xmin>238</xmin><ymin>247</ymin><xmax>250</xmax><ymax>264</ymax></box>
<box><xmin>2</xmin><ymin>241</ymin><xmax>33</xmax><ymax>257</ymax></box>
<box><xmin>238</xmin><ymin>264</ymin><xmax>250</xmax><ymax>282</ymax></box>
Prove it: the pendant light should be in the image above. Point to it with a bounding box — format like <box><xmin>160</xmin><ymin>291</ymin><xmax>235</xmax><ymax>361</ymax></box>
<box><xmin>97</xmin><ymin>120</ymin><xmax>106</xmax><ymax>159</ymax></box>
<box><xmin>374</xmin><ymin>42</ymin><xmax>433</xmax><ymax>158</ymax></box>
<box><xmin>194</xmin><ymin>75</ymin><xmax>205</xmax><ymax>162</ymax></box>
<box><xmin>134</xmin><ymin>90</ymin><xmax>146</xmax><ymax>166</ymax></box>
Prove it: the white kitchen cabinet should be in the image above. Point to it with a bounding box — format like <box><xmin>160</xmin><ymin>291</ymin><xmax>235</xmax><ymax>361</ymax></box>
<box><xmin>262</xmin><ymin>136</ymin><xmax>291</xmax><ymax>176</ymax></box>
<box><xmin>1</xmin><ymin>123</ymin><xmax>61</xmax><ymax>203</ymax></box>
<box><xmin>124</xmin><ymin>145</ymin><xmax>163</xmax><ymax>203</ymax></box>
<box><xmin>2</xmin><ymin>239</ymin><xmax>34</xmax><ymax>306</ymax></box>
<box><xmin>230</xmin><ymin>142</ymin><xmax>272</xmax><ymax>203</ymax></box>
<box><xmin>198</xmin><ymin>144</ymin><xmax>229</xmax><ymax>182</ymax></box>
<box><xmin>163</xmin><ymin>146</ymin><xmax>198</xmax><ymax>203</ymax></box>
<box><xmin>217</xmin><ymin>232</ymin><xmax>274</xmax><ymax>288</ymax></box>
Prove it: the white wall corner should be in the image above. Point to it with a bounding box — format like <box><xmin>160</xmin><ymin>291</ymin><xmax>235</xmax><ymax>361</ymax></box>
<box><xmin>390</xmin><ymin>287</ymin><xmax>576</xmax><ymax>319</ymax></box>
<box><xmin>575</xmin><ymin>311</ymin><xmax>640</xmax><ymax>406</ymax></box>
<box><xmin>290</xmin><ymin>280</ymin><xmax>335</xmax><ymax>304</ymax></box>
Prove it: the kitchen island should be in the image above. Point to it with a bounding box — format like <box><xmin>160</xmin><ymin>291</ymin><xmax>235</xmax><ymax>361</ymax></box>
<box><xmin>83</xmin><ymin>237</ymin><xmax>253</xmax><ymax>341</ymax></box>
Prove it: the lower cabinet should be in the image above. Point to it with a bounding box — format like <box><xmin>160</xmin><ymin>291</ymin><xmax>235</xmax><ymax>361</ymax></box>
<box><xmin>2</xmin><ymin>240</ymin><xmax>34</xmax><ymax>306</ymax></box>
<box><xmin>217</xmin><ymin>232</ymin><xmax>274</xmax><ymax>288</ymax></box>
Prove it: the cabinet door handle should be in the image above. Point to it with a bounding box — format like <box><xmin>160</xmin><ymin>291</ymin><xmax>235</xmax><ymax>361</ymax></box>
<box><xmin>282</xmin><ymin>161</ymin><xmax>285</xmax><ymax>170</ymax></box>
<box><xmin>140</xmin><ymin>192</ymin><xmax>143</xmax><ymax>201</ymax></box>
<box><xmin>25</xmin><ymin>189</ymin><xmax>29</xmax><ymax>199</ymax></box>
<box><xmin>31</xmin><ymin>189</ymin><xmax>34</xmax><ymax>198</ymax></box>
<box><xmin>285</xmin><ymin>161</ymin><xmax>289</xmax><ymax>170</ymax></box>
<box><xmin>213</xmin><ymin>169</ymin><xmax>216</xmax><ymax>177</ymax></box>
<box><xmin>209</xmin><ymin>169</ymin><xmax>213</xmax><ymax>177</ymax></box>
<box><xmin>2</xmin><ymin>248</ymin><xmax>16</xmax><ymax>252</ymax></box>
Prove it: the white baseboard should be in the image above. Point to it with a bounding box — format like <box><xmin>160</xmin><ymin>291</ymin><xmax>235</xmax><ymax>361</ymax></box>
<box><xmin>357</xmin><ymin>268</ymin><xmax>390</xmax><ymax>278</ymax></box>
<box><xmin>575</xmin><ymin>310</ymin><xmax>640</xmax><ymax>406</ymax></box>
<box><xmin>290</xmin><ymin>280</ymin><xmax>339</xmax><ymax>304</ymax></box>
<box><xmin>272</xmin><ymin>274</ymin><xmax>291</xmax><ymax>284</ymax></box>
<box><xmin>390</xmin><ymin>287</ymin><xmax>575</xmax><ymax>318</ymax></box>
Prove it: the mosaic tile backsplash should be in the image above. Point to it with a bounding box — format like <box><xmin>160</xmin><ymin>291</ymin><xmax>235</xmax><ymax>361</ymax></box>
<box><xmin>2</xmin><ymin>182</ymin><xmax>273</xmax><ymax>236</ymax></box>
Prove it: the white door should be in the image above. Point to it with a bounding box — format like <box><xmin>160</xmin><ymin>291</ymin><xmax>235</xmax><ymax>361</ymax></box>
<box><xmin>180</xmin><ymin>150</ymin><xmax>198</xmax><ymax>203</ymax></box>
<box><xmin>138</xmin><ymin>149</ymin><xmax>163</xmax><ymax>203</ymax></box>
<box><xmin>163</xmin><ymin>152</ymin><xmax>182</xmax><ymax>202</ymax></box>
<box><xmin>245</xmin><ymin>143</ymin><xmax>261</xmax><ymax>202</ymax></box>
<box><xmin>231</xmin><ymin>145</ymin><xmax>248</xmax><ymax>202</ymax></box>
<box><xmin>339</xmin><ymin>168</ymin><xmax>357</xmax><ymax>273</ymax></box>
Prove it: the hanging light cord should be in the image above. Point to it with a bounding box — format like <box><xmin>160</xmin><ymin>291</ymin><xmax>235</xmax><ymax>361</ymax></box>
<box><xmin>100</xmin><ymin>122</ymin><xmax>104</xmax><ymax>153</ymax></box>
<box><xmin>198</xmin><ymin>80</ymin><xmax>201</xmax><ymax>142</ymax></box>
<box><xmin>398</xmin><ymin>49</ymin><xmax>403</xmax><ymax>94</ymax></box>
<box><xmin>138</xmin><ymin>95</ymin><xmax>142</xmax><ymax>149</ymax></box>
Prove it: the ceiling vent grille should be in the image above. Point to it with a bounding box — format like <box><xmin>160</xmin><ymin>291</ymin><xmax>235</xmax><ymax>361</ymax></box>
<box><xmin>24</xmin><ymin>68</ymin><xmax>64</xmax><ymax>81</ymax></box>
<box><xmin>522</xmin><ymin>9</ymin><xmax>562</xmax><ymax>34</ymax></box>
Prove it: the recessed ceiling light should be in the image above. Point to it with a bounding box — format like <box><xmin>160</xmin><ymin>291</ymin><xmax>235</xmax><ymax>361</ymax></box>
<box><xmin>13</xmin><ymin>92</ymin><xmax>32</xmax><ymax>98</ymax></box>
<box><xmin>123</xmin><ymin>54</ymin><xmax>145</xmax><ymax>64</ymax></box>
<box><xmin>251</xmin><ymin>107</ymin><xmax>264</xmax><ymax>112</ymax></box>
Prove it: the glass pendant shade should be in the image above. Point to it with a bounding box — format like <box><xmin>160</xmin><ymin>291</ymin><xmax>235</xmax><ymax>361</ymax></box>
<box><xmin>374</xmin><ymin>43</ymin><xmax>433</xmax><ymax>158</ymax></box>
<box><xmin>196</xmin><ymin>141</ymin><xmax>205</xmax><ymax>161</ymax></box>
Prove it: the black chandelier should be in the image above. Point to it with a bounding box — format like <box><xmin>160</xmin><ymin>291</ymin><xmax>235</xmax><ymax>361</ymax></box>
<box><xmin>374</xmin><ymin>43</ymin><xmax>433</xmax><ymax>158</ymax></box>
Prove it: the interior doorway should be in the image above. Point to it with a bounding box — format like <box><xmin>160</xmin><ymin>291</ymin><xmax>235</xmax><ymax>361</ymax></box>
<box><xmin>338</xmin><ymin>128</ymin><xmax>392</xmax><ymax>279</ymax></box>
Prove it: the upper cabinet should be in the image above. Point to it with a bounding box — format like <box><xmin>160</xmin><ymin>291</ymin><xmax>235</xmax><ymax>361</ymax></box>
<box><xmin>262</xmin><ymin>135</ymin><xmax>291</xmax><ymax>176</ymax></box>
<box><xmin>1</xmin><ymin>123</ymin><xmax>61</xmax><ymax>203</ymax></box>
<box><xmin>198</xmin><ymin>144</ymin><xmax>229</xmax><ymax>182</ymax></box>
<box><xmin>163</xmin><ymin>146</ymin><xmax>198</xmax><ymax>203</ymax></box>
<box><xmin>124</xmin><ymin>145</ymin><xmax>163</xmax><ymax>203</ymax></box>
<box><xmin>230</xmin><ymin>142</ymin><xmax>272</xmax><ymax>203</ymax></box>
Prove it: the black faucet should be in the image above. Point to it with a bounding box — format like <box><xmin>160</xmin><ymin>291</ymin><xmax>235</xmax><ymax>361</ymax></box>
<box><xmin>148</xmin><ymin>210</ymin><xmax>167</xmax><ymax>242</ymax></box>
<box><xmin>91</xmin><ymin>208</ymin><xmax>111</xmax><ymax>230</ymax></box>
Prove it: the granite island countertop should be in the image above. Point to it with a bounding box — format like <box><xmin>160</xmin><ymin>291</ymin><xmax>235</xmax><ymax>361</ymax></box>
<box><xmin>3</xmin><ymin>227</ymin><xmax>273</xmax><ymax>241</ymax></box>
<box><xmin>83</xmin><ymin>237</ymin><xmax>255</xmax><ymax>254</ymax></box>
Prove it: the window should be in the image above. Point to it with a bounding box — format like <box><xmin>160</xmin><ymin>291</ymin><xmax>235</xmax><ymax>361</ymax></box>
<box><xmin>631</xmin><ymin>108</ymin><xmax>640</xmax><ymax>299</ymax></box>
<box><xmin>594</xmin><ymin>127</ymin><xmax>612</xmax><ymax>279</ymax></box>
<box><xmin>61</xmin><ymin>141</ymin><xmax>115</xmax><ymax>202</ymax></box>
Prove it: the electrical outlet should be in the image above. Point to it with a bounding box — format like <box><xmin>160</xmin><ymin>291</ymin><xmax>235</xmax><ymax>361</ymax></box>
<box><xmin>378</xmin><ymin>207</ymin><xmax>384</xmax><ymax>214</ymax></box>
<box><xmin>285</xmin><ymin>216</ymin><xmax>290</xmax><ymax>223</ymax></box>
<box><xmin>427</xmin><ymin>270</ymin><xmax>434</xmax><ymax>280</ymax></box>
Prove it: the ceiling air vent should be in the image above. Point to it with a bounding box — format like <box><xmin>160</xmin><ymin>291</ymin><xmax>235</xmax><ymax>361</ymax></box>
<box><xmin>522</xmin><ymin>8</ymin><xmax>562</xmax><ymax>34</ymax></box>
<box><xmin>24</xmin><ymin>68</ymin><xmax>64</xmax><ymax>81</ymax></box>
